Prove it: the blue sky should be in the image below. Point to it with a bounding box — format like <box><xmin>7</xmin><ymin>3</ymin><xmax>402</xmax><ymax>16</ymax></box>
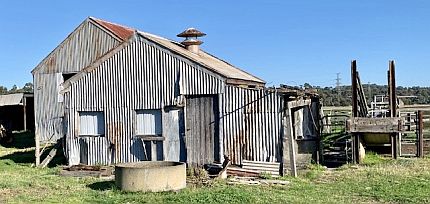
<box><xmin>0</xmin><ymin>1</ymin><xmax>429</xmax><ymax>89</ymax></box>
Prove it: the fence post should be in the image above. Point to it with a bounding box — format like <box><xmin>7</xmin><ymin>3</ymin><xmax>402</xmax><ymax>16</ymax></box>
<box><xmin>417</xmin><ymin>111</ymin><xmax>424</xmax><ymax>158</ymax></box>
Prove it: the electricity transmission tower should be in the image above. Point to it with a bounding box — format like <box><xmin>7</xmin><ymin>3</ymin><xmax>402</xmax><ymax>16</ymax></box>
<box><xmin>335</xmin><ymin>73</ymin><xmax>341</xmax><ymax>89</ymax></box>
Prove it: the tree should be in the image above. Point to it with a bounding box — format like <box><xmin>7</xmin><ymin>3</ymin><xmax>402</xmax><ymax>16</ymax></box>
<box><xmin>8</xmin><ymin>85</ymin><xmax>17</xmax><ymax>94</ymax></box>
<box><xmin>0</xmin><ymin>86</ymin><xmax>7</xmax><ymax>95</ymax></box>
<box><xmin>21</xmin><ymin>82</ymin><xmax>33</xmax><ymax>93</ymax></box>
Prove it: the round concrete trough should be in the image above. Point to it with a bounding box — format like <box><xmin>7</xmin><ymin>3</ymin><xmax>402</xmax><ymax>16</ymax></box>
<box><xmin>115</xmin><ymin>161</ymin><xmax>186</xmax><ymax>192</ymax></box>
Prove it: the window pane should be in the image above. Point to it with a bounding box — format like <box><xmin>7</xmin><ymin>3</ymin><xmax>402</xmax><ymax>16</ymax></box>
<box><xmin>79</xmin><ymin>112</ymin><xmax>104</xmax><ymax>135</ymax></box>
<box><xmin>136</xmin><ymin>110</ymin><xmax>162</xmax><ymax>135</ymax></box>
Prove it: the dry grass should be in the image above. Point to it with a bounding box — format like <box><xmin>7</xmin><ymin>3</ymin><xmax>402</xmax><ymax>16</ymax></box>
<box><xmin>2</xmin><ymin>133</ymin><xmax>430</xmax><ymax>203</ymax></box>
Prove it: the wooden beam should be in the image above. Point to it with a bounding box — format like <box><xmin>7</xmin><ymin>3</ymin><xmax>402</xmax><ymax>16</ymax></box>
<box><xmin>389</xmin><ymin>60</ymin><xmax>397</xmax><ymax>117</ymax></box>
<box><xmin>351</xmin><ymin>60</ymin><xmax>360</xmax><ymax>164</ymax></box>
<box><xmin>388</xmin><ymin>60</ymin><xmax>398</xmax><ymax>159</ymax></box>
<box><xmin>35</xmin><ymin>134</ymin><xmax>40</xmax><ymax>166</ymax></box>
<box><xmin>283</xmin><ymin>108</ymin><xmax>297</xmax><ymax>177</ymax></box>
<box><xmin>40</xmin><ymin>147</ymin><xmax>58</xmax><ymax>168</ymax></box>
<box><xmin>347</xmin><ymin>117</ymin><xmax>402</xmax><ymax>133</ymax></box>
<box><xmin>135</xmin><ymin>136</ymin><xmax>165</xmax><ymax>141</ymax></box>
<box><xmin>151</xmin><ymin>141</ymin><xmax>157</xmax><ymax>161</ymax></box>
<box><xmin>23</xmin><ymin>96</ymin><xmax>27</xmax><ymax>131</ymax></box>
<box><xmin>287</xmin><ymin>99</ymin><xmax>311</xmax><ymax>109</ymax></box>
<box><xmin>39</xmin><ymin>139</ymin><xmax>62</xmax><ymax>168</ymax></box>
<box><xmin>417</xmin><ymin>110</ymin><xmax>424</xmax><ymax>158</ymax></box>
<box><xmin>351</xmin><ymin>60</ymin><xmax>358</xmax><ymax>117</ymax></box>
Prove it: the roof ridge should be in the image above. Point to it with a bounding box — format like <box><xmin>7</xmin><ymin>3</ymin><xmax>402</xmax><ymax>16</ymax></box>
<box><xmin>137</xmin><ymin>31</ymin><xmax>265</xmax><ymax>84</ymax></box>
<box><xmin>89</xmin><ymin>17</ymin><xmax>135</xmax><ymax>41</ymax></box>
<box><xmin>89</xmin><ymin>16</ymin><xmax>135</xmax><ymax>31</ymax></box>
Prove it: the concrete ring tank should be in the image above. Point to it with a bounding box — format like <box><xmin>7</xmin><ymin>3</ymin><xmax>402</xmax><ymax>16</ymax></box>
<box><xmin>115</xmin><ymin>161</ymin><xmax>186</xmax><ymax>192</ymax></box>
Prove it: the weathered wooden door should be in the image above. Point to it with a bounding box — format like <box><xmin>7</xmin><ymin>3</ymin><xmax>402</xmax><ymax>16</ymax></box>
<box><xmin>185</xmin><ymin>95</ymin><xmax>220</xmax><ymax>165</ymax></box>
<box><xmin>164</xmin><ymin>108</ymin><xmax>186</xmax><ymax>162</ymax></box>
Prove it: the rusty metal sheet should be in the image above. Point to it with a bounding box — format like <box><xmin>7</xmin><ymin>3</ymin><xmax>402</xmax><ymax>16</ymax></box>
<box><xmin>91</xmin><ymin>17</ymin><xmax>134</xmax><ymax>41</ymax></box>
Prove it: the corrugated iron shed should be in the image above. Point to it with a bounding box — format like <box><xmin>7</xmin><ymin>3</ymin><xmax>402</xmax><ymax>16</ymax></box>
<box><xmin>0</xmin><ymin>93</ymin><xmax>34</xmax><ymax>131</ymax></box>
<box><xmin>32</xmin><ymin>17</ymin><xmax>320</xmax><ymax>173</ymax></box>
<box><xmin>0</xmin><ymin>93</ymin><xmax>30</xmax><ymax>106</ymax></box>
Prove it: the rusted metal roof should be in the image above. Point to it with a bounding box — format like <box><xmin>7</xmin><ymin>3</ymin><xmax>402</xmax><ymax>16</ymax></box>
<box><xmin>61</xmin><ymin>17</ymin><xmax>265</xmax><ymax>87</ymax></box>
<box><xmin>90</xmin><ymin>17</ymin><xmax>134</xmax><ymax>41</ymax></box>
<box><xmin>89</xmin><ymin>18</ymin><xmax>265</xmax><ymax>85</ymax></box>
<box><xmin>0</xmin><ymin>93</ymin><xmax>32</xmax><ymax>106</ymax></box>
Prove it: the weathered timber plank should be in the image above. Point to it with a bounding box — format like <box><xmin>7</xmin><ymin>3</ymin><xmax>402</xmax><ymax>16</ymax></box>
<box><xmin>242</xmin><ymin>160</ymin><xmax>280</xmax><ymax>167</ymax></box>
<box><xmin>287</xmin><ymin>99</ymin><xmax>311</xmax><ymax>109</ymax></box>
<box><xmin>136</xmin><ymin>136</ymin><xmax>165</xmax><ymax>141</ymax></box>
<box><xmin>347</xmin><ymin>117</ymin><xmax>402</xmax><ymax>133</ymax></box>
<box><xmin>282</xmin><ymin>108</ymin><xmax>297</xmax><ymax>177</ymax></box>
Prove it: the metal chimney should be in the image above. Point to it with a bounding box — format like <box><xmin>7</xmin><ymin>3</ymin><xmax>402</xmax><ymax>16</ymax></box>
<box><xmin>177</xmin><ymin>28</ymin><xmax>206</xmax><ymax>54</ymax></box>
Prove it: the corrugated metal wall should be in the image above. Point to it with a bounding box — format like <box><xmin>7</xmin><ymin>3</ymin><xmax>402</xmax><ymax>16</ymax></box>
<box><xmin>33</xmin><ymin>20</ymin><xmax>122</xmax><ymax>143</ymax></box>
<box><xmin>62</xmin><ymin>30</ymin><xmax>285</xmax><ymax>166</ymax></box>
<box><xmin>66</xmin><ymin>36</ymin><xmax>226</xmax><ymax>165</ymax></box>
<box><xmin>221</xmin><ymin>86</ymin><xmax>283</xmax><ymax>165</ymax></box>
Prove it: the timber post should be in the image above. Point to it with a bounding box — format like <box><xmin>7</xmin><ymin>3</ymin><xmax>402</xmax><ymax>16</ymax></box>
<box><xmin>417</xmin><ymin>110</ymin><xmax>424</xmax><ymax>158</ymax></box>
<box><xmin>351</xmin><ymin>60</ymin><xmax>361</xmax><ymax>164</ymax></box>
<box><xmin>388</xmin><ymin>60</ymin><xmax>398</xmax><ymax>159</ymax></box>
<box><xmin>282</xmin><ymin>105</ymin><xmax>297</xmax><ymax>177</ymax></box>
<box><xmin>35</xmin><ymin>131</ymin><xmax>40</xmax><ymax>166</ymax></box>
<box><xmin>23</xmin><ymin>96</ymin><xmax>27</xmax><ymax>131</ymax></box>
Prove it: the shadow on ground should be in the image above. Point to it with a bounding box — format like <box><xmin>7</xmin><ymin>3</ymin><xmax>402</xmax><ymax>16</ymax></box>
<box><xmin>1</xmin><ymin>131</ymin><xmax>35</xmax><ymax>149</ymax></box>
<box><xmin>0</xmin><ymin>131</ymin><xmax>66</xmax><ymax>167</ymax></box>
<box><xmin>87</xmin><ymin>181</ymin><xmax>117</xmax><ymax>191</ymax></box>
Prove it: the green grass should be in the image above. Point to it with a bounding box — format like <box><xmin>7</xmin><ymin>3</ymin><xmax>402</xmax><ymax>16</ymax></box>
<box><xmin>2</xmin><ymin>133</ymin><xmax>430</xmax><ymax>203</ymax></box>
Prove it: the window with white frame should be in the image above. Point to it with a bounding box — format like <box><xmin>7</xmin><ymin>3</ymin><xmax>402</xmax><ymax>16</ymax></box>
<box><xmin>79</xmin><ymin>111</ymin><xmax>105</xmax><ymax>136</ymax></box>
<box><xmin>136</xmin><ymin>109</ymin><xmax>162</xmax><ymax>136</ymax></box>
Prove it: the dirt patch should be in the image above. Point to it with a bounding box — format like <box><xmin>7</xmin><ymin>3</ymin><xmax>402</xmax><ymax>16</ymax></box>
<box><xmin>0</xmin><ymin>188</ymin><xmax>21</xmax><ymax>202</ymax></box>
<box><xmin>60</xmin><ymin>165</ymin><xmax>114</xmax><ymax>179</ymax></box>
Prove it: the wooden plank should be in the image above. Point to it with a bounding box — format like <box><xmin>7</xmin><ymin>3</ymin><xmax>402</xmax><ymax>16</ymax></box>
<box><xmin>242</xmin><ymin>162</ymin><xmax>280</xmax><ymax>168</ymax></box>
<box><xmin>185</xmin><ymin>97</ymin><xmax>193</xmax><ymax>164</ymax></box>
<box><xmin>347</xmin><ymin>117</ymin><xmax>402</xmax><ymax>133</ymax></box>
<box><xmin>40</xmin><ymin>147</ymin><xmax>58</xmax><ymax>168</ymax></box>
<box><xmin>136</xmin><ymin>136</ymin><xmax>165</xmax><ymax>141</ymax></box>
<box><xmin>227</xmin><ymin>166</ymin><xmax>279</xmax><ymax>176</ymax></box>
<box><xmin>151</xmin><ymin>141</ymin><xmax>157</xmax><ymax>161</ymax></box>
<box><xmin>287</xmin><ymin>99</ymin><xmax>311</xmax><ymax>109</ymax></box>
<box><xmin>40</xmin><ymin>139</ymin><xmax>62</xmax><ymax>168</ymax></box>
<box><xmin>418</xmin><ymin>111</ymin><xmax>424</xmax><ymax>158</ymax></box>
<box><xmin>163</xmin><ymin>108</ymin><xmax>183</xmax><ymax>162</ymax></box>
<box><xmin>351</xmin><ymin>60</ymin><xmax>360</xmax><ymax>164</ymax></box>
<box><xmin>321</xmin><ymin>106</ymin><xmax>352</xmax><ymax>112</ymax></box>
<box><xmin>282</xmin><ymin>107</ymin><xmax>297</xmax><ymax>177</ymax></box>
<box><xmin>35</xmin><ymin>130</ymin><xmax>40</xmax><ymax>166</ymax></box>
<box><xmin>202</xmin><ymin>97</ymin><xmax>206</xmax><ymax>164</ymax></box>
<box><xmin>199</xmin><ymin>97</ymin><xmax>204</xmax><ymax>165</ymax></box>
<box><xmin>242</xmin><ymin>160</ymin><xmax>280</xmax><ymax>167</ymax></box>
<box><xmin>185</xmin><ymin>95</ymin><xmax>217</xmax><ymax>165</ymax></box>
<box><xmin>242</xmin><ymin>166</ymin><xmax>280</xmax><ymax>172</ymax></box>
<box><xmin>388</xmin><ymin>60</ymin><xmax>398</xmax><ymax>159</ymax></box>
<box><xmin>23</xmin><ymin>96</ymin><xmax>27</xmax><ymax>131</ymax></box>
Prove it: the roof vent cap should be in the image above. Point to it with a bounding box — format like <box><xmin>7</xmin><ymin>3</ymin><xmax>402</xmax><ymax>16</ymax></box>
<box><xmin>177</xmin><ymin>28</ymin><xmax>206</xmax><ymax>54</ymax></box>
